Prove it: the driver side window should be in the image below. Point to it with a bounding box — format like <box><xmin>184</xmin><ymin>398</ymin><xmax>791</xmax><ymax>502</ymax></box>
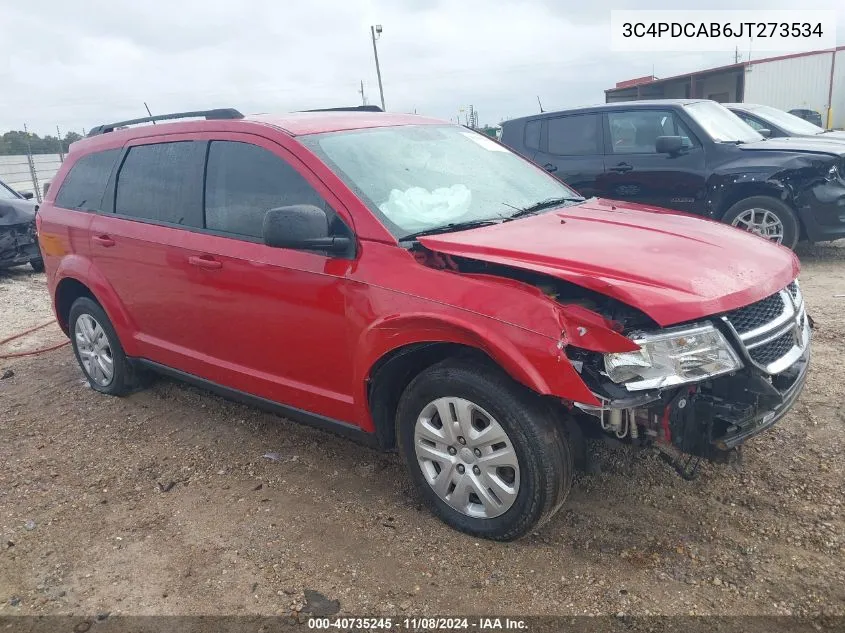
<box><xmin>608</xmin><ymin>110</ymin><xmax>696</xmax><ymax>154</ymax></box>
<box><xmin>737</xmin><ymin>113</ymin><xmax>766</xmax><ymax>131</ymax></box>
<box><xmin>205</xmin><ymin>141</ymin><xmax>344</xmax><ymax>240</ymax></box>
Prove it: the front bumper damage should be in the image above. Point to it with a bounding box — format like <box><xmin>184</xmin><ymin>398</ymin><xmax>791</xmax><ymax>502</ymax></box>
<box><xmin>656</xmin><ymin>333</ymin><xmax>809</xmax><ymax>460</ymax></box>
<box><xmin>571</xmin><ymin>282</ymin><xmax>812</xmax><ymax>466</ymax></box>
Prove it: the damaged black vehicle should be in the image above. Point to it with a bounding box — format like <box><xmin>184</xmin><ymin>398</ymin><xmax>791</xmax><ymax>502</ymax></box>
<box><xmin>500</xmin><ymin>99</ymin><xmax>845</xmax><ymax>250</ymax></box>
<box><xmin>0</xmin><ymin>179</ymin><xmax>43</xmax><ymax>272</ymax></box>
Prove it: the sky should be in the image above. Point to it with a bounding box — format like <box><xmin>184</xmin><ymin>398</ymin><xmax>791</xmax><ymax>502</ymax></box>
<box><xmin>1</xmin><ymin>0</ymin><xmax>843</xmax><ymax>136</ymax></box>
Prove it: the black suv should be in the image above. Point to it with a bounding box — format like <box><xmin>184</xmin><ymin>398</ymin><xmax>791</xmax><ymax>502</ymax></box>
<box><xmin>500</xmin><ymin>99</ymin><xmax>845</xmax><ymax>249</ymax></box>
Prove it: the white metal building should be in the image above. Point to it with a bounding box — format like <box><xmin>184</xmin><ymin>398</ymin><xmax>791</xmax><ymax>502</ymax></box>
<box><xmin>605</xmin><ymin>46</ymin><xmax>845</xmax><ymax>129</ymax></box>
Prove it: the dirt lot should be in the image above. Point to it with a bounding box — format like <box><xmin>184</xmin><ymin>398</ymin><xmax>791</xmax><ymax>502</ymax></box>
<box><xmin>0</xmin><ymin>244</ymin><xmax>843</xmax><ymax>618</ymax></box>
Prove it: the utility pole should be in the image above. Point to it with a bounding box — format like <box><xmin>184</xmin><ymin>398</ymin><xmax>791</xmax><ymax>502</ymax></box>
<box><xmin>56</xmin><ymin>125</ymin><xmax>64</xmax><ymax>161</ymax></box>
<box><xmin>358</xmin><ymin>80</ymin><xmax>368</xmax><ymax>106</ymax></box>
<box><xmin>734</xmin><ymin>46</ymin><xmax>740</xmax><ymax>63</ymax></box>
<box><xmin>23</xmin><ymin>123</ymin><xmax>42</xmax><ymax>203</ymax></box>
<box><xmin>370</xmin><ymin>25</ymin><xmax>386</xmax><ymax>111</ymax></box>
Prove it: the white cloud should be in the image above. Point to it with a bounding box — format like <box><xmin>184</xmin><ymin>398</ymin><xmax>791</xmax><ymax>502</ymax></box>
<box><xmin>0</xmin><ymin>0</ymin><xmax>842</xmax><ymax>134</ymax></box>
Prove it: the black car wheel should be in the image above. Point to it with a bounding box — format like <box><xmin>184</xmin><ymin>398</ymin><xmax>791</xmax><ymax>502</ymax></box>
<box><xmin>396</xmin><ymin>358</ymin><xmax>572</xmax><ymax>541</ymax></box>
<box><xmin>723</xmin><ymin>196</ymin><xmax>799</xmax><ymax>250</ymax></box>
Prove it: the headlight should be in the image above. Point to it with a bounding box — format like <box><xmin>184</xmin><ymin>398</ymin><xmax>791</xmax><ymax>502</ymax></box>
<box><xmin>604</xmin><ymin>323</ymin><xmax>742</xmax><ymax>391</ymax></box>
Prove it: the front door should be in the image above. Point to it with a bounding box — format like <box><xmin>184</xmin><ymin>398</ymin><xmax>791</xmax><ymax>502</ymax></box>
<box><xmin>175</xmin><ymin>136</ymin><xmax>357</xmax><ymax>423</ymax></box>
<box><xmin>597</xmin><ymin>109</ymin><xmax>707</xmax><ymax>215</ymax></box>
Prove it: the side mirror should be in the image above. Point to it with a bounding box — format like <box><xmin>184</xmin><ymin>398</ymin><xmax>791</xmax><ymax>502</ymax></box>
<box><xmin>262</xmin><ymin>204</ymin><xmax>352</xmax><ymax>255</ymax></box>
<box><xmin>19</xmin><ymin>191</ymin><xmax>34</xmax><ymax>200</ymax></box>
<box><xmin>655</xmin><ymin>136</ymin><xmax>684</xmax><ymax>154</ymax></box>
<box><xmin>757</xmin><ymin>128</ymin><xmax>772</xmax><ymax>138</ymax></box>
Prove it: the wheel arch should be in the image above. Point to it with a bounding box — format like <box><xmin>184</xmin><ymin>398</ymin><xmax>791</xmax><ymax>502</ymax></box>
<box><xmin>52</xmin><ymin>266</ymin><xmax>138</xmax><ymax>354</ymax></box>
<box><xmin>357</xmin><ymin>313</ymin><xmax>598</xmax><ymax>450</ymax></box>
<box><xmin>54</xmin><ymin>277</ymin><xmax>98</xmax><ymax>334</ymax></box>
<box><xmin>714</xmin><ymin>179</ymin><xmax>798</xmax><ymax>219</ymax></box>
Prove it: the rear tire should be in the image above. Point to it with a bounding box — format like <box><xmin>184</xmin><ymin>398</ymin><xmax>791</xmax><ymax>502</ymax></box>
<box><xmin>68</xmin><ymin>297</ymin><xmax>138</xmax><ymax>396</ymax></box>
<box><xmin>30</xmin><ymin>258</ymin><xmax>44</xmax><ymax>272</ymax></box>
<box><xmin>396</xmin><ymin>359</ymin><xmax>572</xmax><ymax>541</ymax></box>
<box><xmin>722</xmin><ymin>196</ymin><xmax>799</xmax><ymax>250</ymax></box>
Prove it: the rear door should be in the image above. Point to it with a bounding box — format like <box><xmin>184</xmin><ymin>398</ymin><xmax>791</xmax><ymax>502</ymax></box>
<box><xmin>89</xmin><ymin>138</ymin><xmax>207</xmax><ymax>364</ymax></box>
<box><xmin>532</xmin><ymin>113</ymin><xmax>604</xmax><ymax>197</ymax></box>
<box><xmin>597</xmin><ymin>109</ymin><xmax>707</xmax><ymax>214</ymax></box>
<box><xmin>501</xmin><ymin>119</ymin><xmax>541</xmax><ymax>161</ymax></box>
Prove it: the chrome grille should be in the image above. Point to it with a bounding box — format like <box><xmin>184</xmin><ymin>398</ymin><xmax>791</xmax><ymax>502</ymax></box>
<box><xmin>749</xmin><ymin>331</ymin><xmax>795</xmax><ymax>365</ymax></box>
<box><xmin>722</xmin><ymin>280</ymin><xmax>809</xmax><ymax>375</ymax></box>
<box><xmin>725</xmin><ymin>293</ymin><xmax>785</xmax><ymax>334</ymax></box>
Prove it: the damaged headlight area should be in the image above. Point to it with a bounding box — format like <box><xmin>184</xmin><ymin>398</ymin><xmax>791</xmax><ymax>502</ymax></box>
<box><xmin>604</xmin><ymin>323</ymin><xmax>743</xmax><ymax>391</ymax></box>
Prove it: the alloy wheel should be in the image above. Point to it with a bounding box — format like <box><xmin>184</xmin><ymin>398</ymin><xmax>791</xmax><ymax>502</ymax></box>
<box><xmin>74</xmin><ymin>314</ymin><xmax>114</xmax><ymax>387</ymax></box>
<box><xmin>414</xmin><ymin>397</ymin><xmax>520</xmax><ymax>519</ymax></box>
<box><xmin>730</xmin><ymin>208</ymin><xmax>784</xmax><ymax>244</ymax></box>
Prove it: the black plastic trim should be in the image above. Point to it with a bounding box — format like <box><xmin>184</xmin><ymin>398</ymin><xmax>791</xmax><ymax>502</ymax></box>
<box><xmin>134</xmin><ymin>359</ymin><xmax>381</xmax><ymax>449</ymax></box>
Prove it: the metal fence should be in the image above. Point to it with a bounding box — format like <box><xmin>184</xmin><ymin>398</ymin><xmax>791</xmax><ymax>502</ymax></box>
<box><xmin>0</xmin><ymin>153</ymin><xmax>64</xmax><ymax>203</ymax></box>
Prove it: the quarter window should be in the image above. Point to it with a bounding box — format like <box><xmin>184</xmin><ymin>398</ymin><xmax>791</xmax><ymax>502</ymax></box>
<box><xmin>114</xmin><ymin>142</ymin><xmax>205</xmax><ymax>226</ymax></box>
<box><xmin>204</xmin><ymin>141</ymin><xmax>327</xmax><ymax>239</ymax></box>
<box><xmin>54</xmin><ymin>149</ymin><xmax>120</xmax><ymax>211</ymax></box>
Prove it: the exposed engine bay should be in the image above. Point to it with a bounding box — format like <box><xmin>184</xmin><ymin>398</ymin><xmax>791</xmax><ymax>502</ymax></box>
<box><xmin>414</xmin><ymin>246</ymin><xmax>812</xmax><ymax>476</ymax></box>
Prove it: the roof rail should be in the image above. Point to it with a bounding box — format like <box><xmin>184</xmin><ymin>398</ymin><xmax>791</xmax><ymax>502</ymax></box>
<box><xmin>300</xmin><ymin>105</ymin><xmax>384</xmax><ymax>113</ymax></box>
<box><xmin>87</xmin><ymin>108</ymin><xmax>244</xmax><ymax>136</ymax></box>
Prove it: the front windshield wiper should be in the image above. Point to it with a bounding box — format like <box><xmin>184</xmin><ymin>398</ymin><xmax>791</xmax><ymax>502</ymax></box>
<box><xmin>505</xmin><ymin>196</ymin><xmax>585</xmax><ymax>220</ymax></box>
<box><xmin>398</xmin><ymin>218</ymin><xmax>502</xmax><ymax>242</ymax></box>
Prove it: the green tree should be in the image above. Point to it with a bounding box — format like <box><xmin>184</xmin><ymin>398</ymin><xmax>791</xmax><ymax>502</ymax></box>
<box><xmin>0</xmin><ymin>129</ymin><xmax>85</xmax><ymax>155</ymax></box>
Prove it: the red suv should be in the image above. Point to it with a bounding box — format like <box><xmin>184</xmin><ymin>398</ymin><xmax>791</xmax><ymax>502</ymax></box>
<box><xmin>37</xmin><ymin>108</ymin><xmax>811</xmax><ymax>540</ymax></box>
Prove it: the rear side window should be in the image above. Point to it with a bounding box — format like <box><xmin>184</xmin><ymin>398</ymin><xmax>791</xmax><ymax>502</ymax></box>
<box><xmin>524</xmin><ymin>120</ymin><xmax>541</xmax><ymax>151</ymax></box>
<box><xmin>204</xmin><ymin>141</ymin><xmax>326</xmax><ymax>239</ymax></box>
<box><xmin>546</xmin><ymin>114</ymin><xmax>601</xmax><ymax>156</ymax></box>
<box><xmin>54</xmin><ymin>149</ymin><xmax>120</xmax><ymax>211</ymax></box>
<box><xmin>114</xmin><ymin>142</ymin><xmax>205</xmax><ymax>226</ymax></box>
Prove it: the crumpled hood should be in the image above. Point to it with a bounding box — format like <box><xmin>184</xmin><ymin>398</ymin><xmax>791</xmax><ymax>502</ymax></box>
<box><xmin>0</xmin><ymin>198</ymin><xmax>37</xmax><ymax>226</ymax></box>
<box><xmin>418</xmin><ymin>198</ymin><xmax>799</xmax><ymax>327</ymax></box>
<box><xmin>740</xmin><ymin>137</ymin><xmax>845</xmax><ymax>157</ymax></box>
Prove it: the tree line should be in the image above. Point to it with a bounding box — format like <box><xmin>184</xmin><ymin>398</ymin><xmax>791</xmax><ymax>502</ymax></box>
<box><xmin>0</xmin><ymin>130</ymin><xmax>85</xmax><ymax>156</ymax></box>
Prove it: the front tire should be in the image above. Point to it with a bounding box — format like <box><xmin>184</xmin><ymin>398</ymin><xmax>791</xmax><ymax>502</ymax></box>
<box><xmin>69</xmin><ymin>297</ymin><xmax>137</xmax><ymax>396</ymax></box>
<box><xmin>30</xmin><ymin>258</ymin><xmax>45</xmax><ymax>272</ymax></box>
<box><xmin>396</xmin><ymin>359</ymin><xmax>572</xmax><ymax>541</ymax></box>
<box><xmin>722</xmin><ymin>196</ymin><xmax>799</xmax><ymax>249</ymax></box>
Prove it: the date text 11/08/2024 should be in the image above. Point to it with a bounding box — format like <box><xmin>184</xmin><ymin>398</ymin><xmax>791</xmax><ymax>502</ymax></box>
<box><xmin>307</xmin><ymin>617</ymin><xmax>528</xmax><ymax>630</ymax></box>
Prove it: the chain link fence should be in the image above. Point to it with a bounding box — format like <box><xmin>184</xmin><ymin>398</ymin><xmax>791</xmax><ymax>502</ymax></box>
<box><xmin>0</xmin><ymin>153</ymin><xmax>64</xmax><ymax>203</ymax></box>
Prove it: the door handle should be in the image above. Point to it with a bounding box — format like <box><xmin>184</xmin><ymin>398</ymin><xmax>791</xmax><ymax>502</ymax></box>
<box><xmin>93</xmin><ymin>235</ymin><xmax>115</xmax><ymax>247</ymax></box>
<box><xmin>610</xmin><ymin>163</ymin><xmax>633</xmax><ymax>173</ymax></box>
<box><xmin>542</xmin><ymin>163</ymin><xmax>558</xmax><ymax>173</ymax></box>
<box><xmin>188</xmin><ymin>255</ymin><xmax>222</xmax><ymax>270</ymax></box>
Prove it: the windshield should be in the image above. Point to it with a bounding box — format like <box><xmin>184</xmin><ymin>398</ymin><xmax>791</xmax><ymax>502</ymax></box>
<box><xmin>300</xmin><ymin>124</ymin><xmax>581</xmax><ymax>238</ymax></box>
<box><xmin>749</xmin><ymin>105</ymin><xmax>825</xmax><ymax>135</ymax></box>
<box><xmin>0</xmin><ymin>182</ymin><xmax>20</xmax><ymax>200</ymax></box>
<box><xmin>685</xmin><ymin>101</ymin><xmax>763</xmax><ymax>144</ymax></box>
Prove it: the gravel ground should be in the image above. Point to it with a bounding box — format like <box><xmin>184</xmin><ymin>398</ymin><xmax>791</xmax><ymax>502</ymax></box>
<box><xmin>0</xmin><ymin>243</ymin><xmax>843</xmax><ymax>618</ymax></box>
